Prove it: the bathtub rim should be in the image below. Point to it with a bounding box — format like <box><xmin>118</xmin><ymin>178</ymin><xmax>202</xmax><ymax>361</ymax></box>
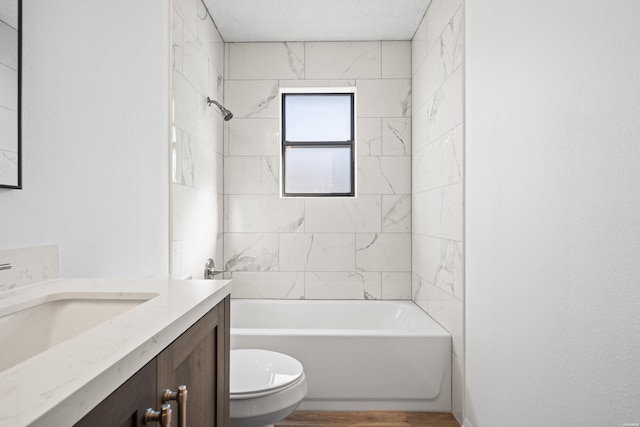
<box><xmin>230</xmin><ymin>299</ymin><xmax>452</xmax><ymax>338</ymax></box>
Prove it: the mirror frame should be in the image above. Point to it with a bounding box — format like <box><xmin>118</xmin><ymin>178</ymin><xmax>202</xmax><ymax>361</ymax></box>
<box><xmin>0</xmin><ymin>0</ymin><xmax>21</xmax><ymax>189</ymax></box>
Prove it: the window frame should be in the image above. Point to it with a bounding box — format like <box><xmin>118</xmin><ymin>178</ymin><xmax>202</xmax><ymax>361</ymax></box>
<box><xmin>280</xmin><ymin>88</ymin><xmax>357</xmax><ymax>198</ymax></box>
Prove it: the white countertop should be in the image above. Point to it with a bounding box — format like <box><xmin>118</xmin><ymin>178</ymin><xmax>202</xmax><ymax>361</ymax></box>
<box><xmin>0</xmin><ymin>278</ymin><xmax>231</xmax><ymax>427</ymax></box>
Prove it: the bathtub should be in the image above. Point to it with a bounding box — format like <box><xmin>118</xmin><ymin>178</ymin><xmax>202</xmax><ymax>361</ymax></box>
<box><xmin>230</xmin><ymin>299</ymin><xmax>451</xmax><ymax>411</ymax></box>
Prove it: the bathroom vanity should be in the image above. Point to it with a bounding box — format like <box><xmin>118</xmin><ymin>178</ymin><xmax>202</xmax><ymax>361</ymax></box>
<box><xmin>0</xmin><ymin>278</ymin><xmax>231</xmax><ymax>427</ymax></box>
<box><xmin>75</xmin><ymin>295</ymin><xmax>229</xmax><ymax>426</ymax></box>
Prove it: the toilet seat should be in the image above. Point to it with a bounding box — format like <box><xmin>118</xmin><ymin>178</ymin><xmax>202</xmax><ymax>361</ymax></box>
<box><xmin>230</xmin><ymin>349</ymin><xmax>304</xmax><ymax>399</ymax></box>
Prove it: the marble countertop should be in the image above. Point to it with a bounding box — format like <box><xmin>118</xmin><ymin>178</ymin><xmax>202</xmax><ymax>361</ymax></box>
<box><xmin>0</xmin><ymin>278</ymin><xmax>231</xmax><ymax>427</ymax></box>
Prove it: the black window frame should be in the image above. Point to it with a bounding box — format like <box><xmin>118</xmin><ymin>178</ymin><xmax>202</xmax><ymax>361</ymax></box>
<box><xmin>281</xmin><ymin>92</ymin><xmax>356</xmax><ymax>198</ymax></box>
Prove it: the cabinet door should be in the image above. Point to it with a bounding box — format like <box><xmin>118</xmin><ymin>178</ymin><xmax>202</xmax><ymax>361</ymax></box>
<box><xmin>75</xmin><ymin>359</ymin><xmax>157</xmax><ymax>427</ymax></box>
<box><xmin>157</xmin><ymin>296</ymin><xmax>229</xmax><ymax>427</ymax></box>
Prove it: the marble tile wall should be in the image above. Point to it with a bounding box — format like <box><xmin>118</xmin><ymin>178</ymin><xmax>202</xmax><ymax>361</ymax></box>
<box><xmin>411</xmin><ymin>0</ymin><xmax>464</xmax><ymax>423</ymax></box>
<box><xmin>0</xmin><ymin>20</ymin><xmax>19</xmax><ymax>184</ymax></box>
<box><xmin>171</xmin><ymin>0</ymin><xmax>225</xmax><ymax>279</ymax></box>
<box><xmin>223</xmin><ymin>41</ymin><xmax>412</xmax><ymax>300</ymax></box>
<box><xmin>0</xmin><ymin>245</ymin><xmax>59</xmax><ymax>291</ymax></box>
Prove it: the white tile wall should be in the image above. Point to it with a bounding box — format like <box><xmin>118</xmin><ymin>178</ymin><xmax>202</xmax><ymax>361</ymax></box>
<box><xmin>196</xmin><ymin>1</ymin><xmax>224</xmax><ymax>75</ymax></box>
<box><xmin>305</xmin><ymin>42</ymin><xmax>381</xmax><ymax>79</ymax></box>
<box><xmin>381</xmin><ymin>272</ymin><xmax>412</xmax><ymax>299</ymax></box>
<box><xmin>230</xmin><ymin>272</ymin><xmax>304</xmax><ymax>299</ymax></box>
<box><xmin>172</xmin><ymin>184</ymin><xmax>199</xmax><ymax>241</ymax></box>
<box><xmin>226</xmin><ymin>118</ymin><xmax>280</xmax><ymax>156</ymax></box>
<box><xmin>0</xmin><ymin>149</ymin><xmax>18</xmax><ymax>185</ymax></box>
<box><xmin>382</xmin><ymin>195</ymin><xmax>411</xmax><ymax>233</ymax></box>
<box><xmin>356</xmin><ymin>233</ymin><xmax>412</xmax><ymax>272</ymax></box>
<box><xmin>357</xmin><ymin>117</ymin><xmax>383</xmax><ymax>156</ymax></box>
<box><xmin>425</xmin><ymin>0</ymin><xmax>464</xmax><ymax>55</ymax></box>
<box><xmin>171</xmin><ymin>0</ymin><xmax>225</xmax><ymax>279</ymax></box>
<box><xmin>279</xmin><ymin>234</ymin><xmax>356</xmax><ymax>272</ymax></box>
<box><xmin>413</xmin><ymin>124</ymin><xmax>463</xmax><ymax>192</ymax></box>
<box><xmin>412</xmin><ymin>1</ymin><xmax>464</xmax><ymax>423</ymax></box>
<box><xmin>358</xmin><ymin>156</ymin><xmax>412</xmax><ymax>195</ymax></box>
<box><xmin>228</xmin><ymin>43</ymin><xmax>304</xmax><ymax>80</ymax></box>
<box><xmin>225</xmin><ymin>40</ymin><xmax>412</xmax><ymax>300</ymax></box>
<box><xmin>414</xmin><ymin>235</ymin><xmax>464</xmax><ymax>299</ymax></box>
<box><xmin>172</xmin><ymin>71</ymin><xmax>198</xmax><ymax>131</ymax></box>
<box><xmin>382</xmin><ymin>118</ymin><xmax>412</xmax><ymax>156</ymax></box>
<box><xmin>305</xmin><ymin>272</ymin><xmax>381</xmax><ymax>299</ymax></box>
<box><xmin>181</xmin><ymin>234</ymin><xmax>221</xmax><ymax>279</ymax></box>
<box><xmin>173</xmin><ymin>0</ymin><xmax>197</xmax><ymax>33</ymax></box>
<box><xmin>224</xmin><ymin>156</ymin><xmax>279</xmax><ymax>195</ymax></box>
<box><xmin>305</xmin><ymin>196</ymin><xmax>381</xmax><ymax>233</ymax></box>
<box><xmin>224</xmin><ymin>233</ymin><xmax>279</xmax><ymax>272</ymax></box>
<box><xmin>0</xmin><ymin>21</ymin><xmax>18</xmax><ymax>71</ymax></box>
<box><xmin>183</xmin><ymin>28</ymin><xmax>210</xmax><ymax>95</ymax></box>
<box><xmin>425</xmin><ymin>183</ymin><xmax>464</xmax><ymax>241</ymax></box>
<box><xmin>0</xmin><ymin>109</ymin><xmax>18</xmax><ymax>152</ymax></box>
<box><xmin>227</xmin><ymin>195</ymin><xmax>304</xmax><ymax>233</ymax></box>
<box><xmin>278</xmin><ymin>79</ymin><xmax>357</xmax><ymax>89</ymax></box>
<box><xmin>381</xmin><ymin>42</ymin><xmax>412</xmax><ymax>79</ymax></box>
<box><xmin>196</xmin><ymin>93</ymin><xmax>224</xmax><ymax>152</ymax></box>
<box><xmin>357</xmin><ymin>79</ymin><xmax>412</xmax><ymax>118</ymax></box>
<box><xmin>426</xmin><ymin>67</ymin><xmax>463</xmax><ymax>144</ymax></box>
<box><xmin>224</xmin><ymin>80</ymin><xmax>280</xmax><ymax>118</ymax></box>
<box><xmin>0</xmin><ymin>59</ymin><xmax>18</xmax><ymax>110</ymax></box>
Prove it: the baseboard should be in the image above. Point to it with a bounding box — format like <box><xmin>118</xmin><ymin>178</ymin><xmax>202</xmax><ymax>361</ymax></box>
<box><xmin>462</xmin><ymin>418</ymin><xmax>475</xmax><ymax>427</ymax></box>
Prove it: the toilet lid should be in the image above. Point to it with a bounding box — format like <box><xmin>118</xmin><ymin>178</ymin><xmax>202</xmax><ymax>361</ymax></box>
<box><xmin>230</xmin><ymin>349</ymin><xmax>304</xmax><ymax>395</ymax></box>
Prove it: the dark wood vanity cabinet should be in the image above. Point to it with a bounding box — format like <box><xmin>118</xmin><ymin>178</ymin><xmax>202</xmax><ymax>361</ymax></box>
<box><xmin>74</xmin><ymin>359</ymin><xmax>158</xmax><ymax>427</ymax></box>
<box><xmin>156</xmin><ymin>294</ymin><xmax>230</xmax><ymax>426</ymax></box>
<box><xmin>75</xmin><ymin>295</ymin><xmax>230</xmax><ymax>427</ymax></box>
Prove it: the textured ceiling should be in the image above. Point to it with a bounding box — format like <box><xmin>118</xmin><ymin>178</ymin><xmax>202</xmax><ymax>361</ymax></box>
<box><xmin>203</xmin><ymin>0</ymin><xmax>432</xmax><ymax>42</ymax></box>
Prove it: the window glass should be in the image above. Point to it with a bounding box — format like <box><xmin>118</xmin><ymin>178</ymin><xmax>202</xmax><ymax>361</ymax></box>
<box><xmin>284</xmin><ymin>94</ymin><xmax>352</xmax><ymax>142</ymax></box>
<box><xmin>284</xmin><ymin>146</ymin><xmax>352</xmax><ymax>195</ymax></box>
<box><xmin>281</xmin><ymin>91</ymin><xmax>355</xmax><ymax>197</ymax></box>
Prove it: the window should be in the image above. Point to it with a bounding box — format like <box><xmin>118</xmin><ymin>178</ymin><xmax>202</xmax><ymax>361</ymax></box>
<box><xmin>281</xmin><ymin>90</ymin><xmax>356</xmax><ymax>197</ymax></box>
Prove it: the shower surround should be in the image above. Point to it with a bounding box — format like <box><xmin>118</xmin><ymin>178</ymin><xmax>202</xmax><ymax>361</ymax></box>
<box><xmin>411</xmin><ymin>0</ymin><xmax>464</xmax><ymax>422</ymax></box>
<box><xmin>223</xmin><ymin>41</ymin><xmax>412</xmax><ymax>300</ymax></box>
<box><xmin>171</xmin><ymin>0</ymin><xmax>225</xmax><ymax>279</ymax></box>
<box><xmin>170</xmin><ymin>3</ymin><xmax>462</xmax><ymax>422</ymax></box>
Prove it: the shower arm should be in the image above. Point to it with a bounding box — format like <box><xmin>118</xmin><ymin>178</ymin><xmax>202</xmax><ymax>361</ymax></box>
<box><xmin>206</xmin><ymin>97</ymin><xmax>233</xmax><ymax>121</ymax></box>
<box><xmin>206</xmin><ymin>97</ymin><xmax>223</xmax><ymax>109</ymax></box>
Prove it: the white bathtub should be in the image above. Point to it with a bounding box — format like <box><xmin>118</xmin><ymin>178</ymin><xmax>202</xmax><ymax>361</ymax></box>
<box><xmin>230</xmin><ymin>299</ymin><xmax>451</xmax><ymax>411</ymax></box>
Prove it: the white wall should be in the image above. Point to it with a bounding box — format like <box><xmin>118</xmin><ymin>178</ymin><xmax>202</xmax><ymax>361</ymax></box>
<box><xmin>223</xmin><ymin>41</ymin><xmax>412</xmax><ymax>299</ymax></box>
<box><xmin>465</xmin><ymin>1</ymin><xmax>640</xmax><ymax>426</ymax></box>
<box><xmin>0</xmin><ymin>0</ymin><xmax>170</xmax><ymax>278</ymax></box>
<box><xmin>411</xmin><ymin>0</ymin><xmax>464</xmax><ymax>421</ymax></box>
<box><xmin>171</xmin><ymin>0</ymin><xmax>225</xmax><ymax>279</ymax></box>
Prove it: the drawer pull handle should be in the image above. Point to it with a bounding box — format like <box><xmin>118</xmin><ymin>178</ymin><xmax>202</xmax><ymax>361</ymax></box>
<box><xmin>144</xmin><ymin>403</ymin><xmax>172</xmax><ymax>426</ymax></box>
<box><xmin>163</xmin><ymin>385</ymin><xmax>188</xmax><ymax>427</ymax></box>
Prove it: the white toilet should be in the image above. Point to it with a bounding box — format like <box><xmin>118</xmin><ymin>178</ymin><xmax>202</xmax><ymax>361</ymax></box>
<box><xmin>230</xmin><ymin>349</ymin><xmax>308</xmax><ymax>427</ymax></box>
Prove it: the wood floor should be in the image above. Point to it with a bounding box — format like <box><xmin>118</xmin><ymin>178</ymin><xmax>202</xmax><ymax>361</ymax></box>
<box><xmin>276</xmin><ymin>411</ymin><xmax>460</xmax><ymax>427</ymax></box>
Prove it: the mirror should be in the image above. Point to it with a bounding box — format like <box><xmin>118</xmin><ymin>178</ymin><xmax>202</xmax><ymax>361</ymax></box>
<box><xmin>0</xmin><ymin>0</ymin><xmax>21</xmax><ymax>189</ymax></box>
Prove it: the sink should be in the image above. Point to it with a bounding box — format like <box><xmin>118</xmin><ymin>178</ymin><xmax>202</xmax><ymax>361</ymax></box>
<box><xmin>0</xmin><ymin>291</ymin><xmax>158</xmax><ymax>372</ymax></box>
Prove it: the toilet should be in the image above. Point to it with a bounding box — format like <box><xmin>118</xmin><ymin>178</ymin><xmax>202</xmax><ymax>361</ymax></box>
<box><xmin>230</xmin><ymin>349</ymin><xmax>308</xmax><ymax>427</ymax></box>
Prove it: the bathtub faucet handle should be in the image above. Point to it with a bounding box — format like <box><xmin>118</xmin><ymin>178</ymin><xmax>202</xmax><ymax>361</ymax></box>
<box><xmin>204</xmin><ymin>258</ymin><xmax>226</xmax><ymax>279</ymax></box>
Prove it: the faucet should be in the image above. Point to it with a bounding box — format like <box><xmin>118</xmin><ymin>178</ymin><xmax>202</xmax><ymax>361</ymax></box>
<box><xmin>204</xmin><ymin>258</ymin><xmax>226</xmax><ymax>279</ymax></box>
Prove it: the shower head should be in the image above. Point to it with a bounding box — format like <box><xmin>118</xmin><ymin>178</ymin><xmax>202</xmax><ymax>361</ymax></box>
<box><xmin>207</xmin><ymin>97</ymin><xmax>233</xmax><ymax>121</ymax></box>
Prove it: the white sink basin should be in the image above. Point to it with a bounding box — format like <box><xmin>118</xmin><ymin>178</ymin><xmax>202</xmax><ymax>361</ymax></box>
<box><xmin>0</xmin><ymin>291</ymin><xmax>158</xmax><ymax>372</ymax></box>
